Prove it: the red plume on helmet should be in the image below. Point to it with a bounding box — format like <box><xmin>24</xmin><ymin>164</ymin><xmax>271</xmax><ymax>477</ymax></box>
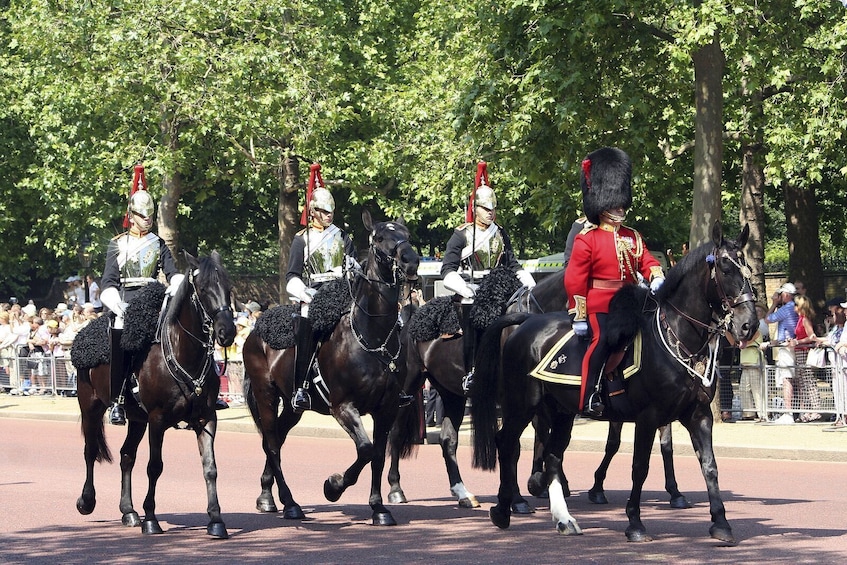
<box><xmin>467</xmin><ymin>161</ymin><xmax>489</xmax><ymax>223</ymax></box>
<box><xmin>123</xmin><ymin>162</ymin><xmax>148</xmax><ymax>229</ymax></box>
<box><xmin>300</xmin><ymin>163</ymin><xmax>324</xmax><ymax>226</ymax></box>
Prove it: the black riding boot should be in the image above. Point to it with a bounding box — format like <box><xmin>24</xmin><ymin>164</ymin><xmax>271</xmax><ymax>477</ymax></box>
<box><xmin>291</xmin><ymin>316</ymin><xmax>315</xmax><ymax>413</ymax></box>
<box><xmin>582</xmin><ymin>339</ymin><xmax>606</xmax><ymax>418</ymax></box>
<box><xmin>109</xmin><ymin>327</ymin><xmax>127</xmax><ymax>425</ymax></box>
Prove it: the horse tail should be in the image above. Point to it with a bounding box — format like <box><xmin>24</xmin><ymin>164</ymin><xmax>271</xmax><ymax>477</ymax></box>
<box><xmin>78</xmin><ymin>368</ymin><xmax>112</xmax><ymax>463</ymax></box>
<box><xmin>471</xmin><ymin>311</ymin><xmax>533</xmax><ymax>470</ymax></box>
<box><xmin>392</xmin><ymin>393</ymin><xmax>421</xmax><ymax>459</ymax></box>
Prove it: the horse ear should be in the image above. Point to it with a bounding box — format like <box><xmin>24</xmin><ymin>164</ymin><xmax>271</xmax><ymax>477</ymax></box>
<box><xmin>737</xmin><ymin>224</ymin><xmax>750</xmax><ymax>248</ymax></box>
<box><xmin>183</xmin><ymin>250</ymin><xmax>198</xmax><ymax>269</ymax></box>
<box><xmin>394</xmin><ymin>216</ymin><xmax>406</xmax><ymax>227</ymax></box>
<box><xmin>711</xmin><ymin>221</ymin><xmax>723</xmax><ymax>246</ymax></box>
<box><xmin>211</xmin><ymin>250</ymin><xmax>221</xmax><ymax>264</ymax></box>
<box><xmin>362</xmin><ymin>209</ymin><xmax>374</xmax><ymax>232</ymax></box>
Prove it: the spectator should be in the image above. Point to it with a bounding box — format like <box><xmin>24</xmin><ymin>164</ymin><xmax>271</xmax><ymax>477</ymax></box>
<box><xmin>245</xmin><ymin>301</ymin><xmax>262</xmax><ymax>325</ymax></box>
<box><xmin>767</xmin><ymin>282</ymin><xmax>799</xmax><ymax>424</ymax></box>
<box><xmin>740</xmin><ymin>304</ymin><xmax>769</xmax><ymax>421</ymax></box>
<box><xmin>0</xmin><ymin>311</ymin><xmax>18</xmax><ymax>393</ymax></box>
<box><xmin>87</xmin><ymin>275</ymin><xmax>102</xmax><ymax>312</ymax></box>
<box><xmin>793</xmin><ymin>280</ymin><xmax>807</xmax><ymax>297</ymax></box>
<box><xmin>788</xmin><ymin>295</ymin><xmax>821</xmax><ymax>422</ymax></box>
<box><xmin>831</xmin><ymin>299</ymin><xmax>847</xmax><ymax>429</ymax></box>
<box><xmin>26</xmin><ymin>316</ymin><xmax>50</xmax><ymax>395</ymax></box>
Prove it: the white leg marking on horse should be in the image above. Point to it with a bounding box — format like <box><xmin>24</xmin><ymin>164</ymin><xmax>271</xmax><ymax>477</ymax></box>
<box><xmin>451</xmin><ymin>482</ymin><xmax>471</xmax><ymax>500</ymax></box>
<box><xmin>549</xmin><ymin>478</ymin><xmax>577</xmax><ymax>530</ymax></box>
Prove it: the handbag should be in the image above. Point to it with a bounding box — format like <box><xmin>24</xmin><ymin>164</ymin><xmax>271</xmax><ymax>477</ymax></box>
<box><xmin>806</xmin><ymin>347</ymin><xmax>827</xmax><ymax>368</ymax></box>
<box><xmin>16</xmin><ymin>345</ymin><xmax>29</xmax><ymax>358</ymax></box>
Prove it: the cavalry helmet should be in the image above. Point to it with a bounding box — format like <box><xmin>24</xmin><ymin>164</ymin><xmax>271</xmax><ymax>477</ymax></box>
<box><xmin>580</xmin><ymin>147</ymin><xmax>632</xmax><ymax>226</ymax></box>
<box><xmin>474</xmin><ymin>184</ymin><xmax>497</xmax><ymax>210</ymax></box>
<box><xmin>310</xmin><ymin>187</ymin><xmax>335</xmax><ymax>214</ymax></box>
<box><xmin>128</xmin><ymin>190</ymin><xmax>155</xmax><ymax>219</ymax></box>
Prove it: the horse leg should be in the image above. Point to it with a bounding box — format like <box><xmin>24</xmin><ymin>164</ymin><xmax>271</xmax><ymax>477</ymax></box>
<box><xmin>528</xmin><ymin>408</ymin><xmax>573</xmax><ymax>500</ymax></box>
<box><xmin>386</xmin><ymin>422</ymin><xmax>407</xmax><ymax>505</ymax></box>
<box><xmin>140</xmin><ymin>420</ymin><xmax>166</xmax><ymax>534</ymax></box>
<box><xmin>253</xmin><ymin>394</ymin><xmax>305</xmax><ymax>519</ymax></box>
<box><xmin>544</xmin><ymin>452</ymin><xmax>582</xmax><ymax>535</ymax></box>
<box><xmin>490</xmin><ymin>412</ymin><xmax>532</xmax><ymax>529</ymax></box>
<box><xmin>367</xmin><ymin>412</ymin><xmax>398</xmax><ymax>526</ymax></box>
<box><xmin>658</xmin><ymin>424</ymin><xmax>691</xmax><ymax>509</ymax></box>
<box><xmin>196</xmin><ymin>418</ymin><xmax>228</xmax><ymax>538</ymax></box>
<box><xmin>625</xmin><ymin>422</ymin><xmax>657</xmax><ymax>542</ymax></box>
<box><xmin>588</xmin><ymin>421</ymin><xmax>623</xmax><ymax>505</ymax></box>
<box><xmin>76</xmin><ymin>377</ymin><xmax>109</xmax><ymax>516</ymax></box>
<box><xmin>681</xmin><ymin>413</ymin><xmax>735</xmax><ymax>544</ymax></box>
<box><xmin>439</xmin><ymin>391</ymin><xmax>478</xmax><ymax>508</ymax></box>
<box><xmin>117</xmin><ymin>420</ymin><xmax>147</xmax><ymax>527</ymax></box>
<box><xmin>324</xmin><ymin>404</ymin><xmax>385</xmax><ymax>520</ymax></box>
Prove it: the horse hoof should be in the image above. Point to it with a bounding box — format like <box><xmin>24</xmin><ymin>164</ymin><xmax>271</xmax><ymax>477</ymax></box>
<box><xmin>122</xmin><ymin>512</ymin><xmax>141</xmax><ymax>527</ymax></box>
<box><xmin>387</xmin><ymin>491</ymin><xmax>408</xmax><ymax>504</ymax></box>
<box><xmin>511</xmin><ymin>500</ymin><xmax>534</xmax><ymax>515</ymax></box>
<box><xmin>76</xmin><ymin>496</ymin><xmax>95</xmax><ymax>515</ymax></box>
<box><xmin>710</xmin><ymin>525</ymin><xmax>736</xmax><ymax>545</ymax></box>
<box><xmin>323</xmin><ymin>474</ymin><xmax>344</xmax><ymax>502</ymax></box>
<box><xmin>372</xmin><ymin>511</ymin><xmax>397</xmax><ymax>526</ymax></box>
<box><xmin>669</xmin><ymin>495</ymin><xmax>692</xmax><ymax>509</ymax></box>
<box><xmin>588</xmin><ymin>490</ymin><xmax>609</xmax><ymax>505</ymax></box>
<box><xmin>207</xmin><ymin>522</ymin><xmax>229</xmax><ymax>539</ymax></box>
<box><xmin>459</xmin><ymin>495</ymin><xmax>480</xmax><ymax>509</ymax></box>
<box><xmin>556</xmin><ymin>520</ymin><xmax>583</xmax><ymax>536</ymax></box>
<box><xmin>256</xmin><ymin>495</ymin><xmax>278</xmax><ymax>513</ymax></box>
<box><xmin>141</xmin><ymin>519</ymin><xmax>164</xmax><ymax>535</ymax></box>
<box><xmin>489</xmin><ymin>506</ymin><xmax>511</xmax><ymax>529</ymax></box>
<box><xmin>283</xmin><ymin>505</ymin><xmax>306</xmax><ymax>520</ymax></box>
<box><xmin>527</xmin><ymin>473</ymin><xmax>545</xmax><ymax>497</ymax></box>
<box><xmin>625</xmin><ymin>528</ymin><xmax>652</xmax><ymax>542</ymax></box>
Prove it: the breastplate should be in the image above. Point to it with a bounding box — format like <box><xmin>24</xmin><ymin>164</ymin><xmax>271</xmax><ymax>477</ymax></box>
<box><xmin>117</xmin><ymin>234</ymin><xmax>160</xmax><ymax>281</ymax></box>
<box><xmin>463</xmin><ymin>227</ymin><xmax>505</xmax><ymax>271</ymax></box>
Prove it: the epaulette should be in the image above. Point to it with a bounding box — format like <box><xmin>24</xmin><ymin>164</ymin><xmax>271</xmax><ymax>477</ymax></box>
<box><xmin>295</xmin><ymin>227</ymin><xmax>308</xmax><ymax>236</ymax></box>
<box><xmin>456</xmin><ymin>222</ymin><xmax>473</xmax><ymax>232</ymax></box>
<box><xmin>579</xmin><ymin>223</ymin><xmax>597</xmax><ymax>235</ymax></box>
<box><xmin>111</xmin><ymin>232</ymin><xmax>128</xmax><ymax>241</ymax></box>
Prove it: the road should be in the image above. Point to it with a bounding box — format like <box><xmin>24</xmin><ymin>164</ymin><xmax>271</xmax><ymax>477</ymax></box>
<box><xmin>1</xmin><ymin>418</ymin><xmax>845</xmax><ymax>564</ymax></box>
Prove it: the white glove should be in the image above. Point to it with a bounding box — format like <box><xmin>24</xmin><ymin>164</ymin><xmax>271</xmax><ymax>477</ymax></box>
<box><xmin>100</xmin><ymin>286</ymin><xmax>125</xmax><ymax>317</ymax></box>
<box><xmin>443</xmin><ymin>271</ymin><xmax>475</xmax><ymax>299</ymax></box>
<box><xmin>167</xmin><ymin>273</ymin><xmax>185</xmax><ymax>296</ymax></box>
<box><xmin>330</xmin><ymin>266</ymin><xmax>343</xmax><ymax>277</ymax></box>
<box><xmin>345</xmin><ymin>255</ymin><xmax>362</xmax><ymax>272</ymax></box>
<box><xmin>516</xmin><ymin>269</ymin><xmax>536</xmax><ymax>289</ymax></box>
<box><xmin>286</xmin><ymin>277</ymin><xmax>314</xmax><ymax>304</ymax></box>
<box><xmin>650</xmin><ymin>277</ymin><xmax>665</xmax><ymax>294</ymax></box>
<box><xmin>573</xmin><ymin>321</ymin><xmax>589</xmax><ymax>336</ymax></box>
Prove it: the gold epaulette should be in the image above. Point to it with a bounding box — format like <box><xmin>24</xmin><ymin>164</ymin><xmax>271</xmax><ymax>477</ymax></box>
<box><xmin>111</xmin><ymin>232</ymin><xmax>128</xmax><ymax>241</ymax></box>
<box><xmin>579</xmin><ymin>223</ymin><xmax>597</xmax><ymax>235</ymax></box>
<box><xmin>295</xmin><ymin>227</ymin><xmax>308</xmax><ymax>236</ymax></box>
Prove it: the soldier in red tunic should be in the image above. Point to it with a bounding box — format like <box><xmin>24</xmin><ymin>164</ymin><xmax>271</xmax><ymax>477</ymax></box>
<box><xmin>564</xmin><ymin>147</ymin><xmax>665</xmax><ymax>417</ymax></box>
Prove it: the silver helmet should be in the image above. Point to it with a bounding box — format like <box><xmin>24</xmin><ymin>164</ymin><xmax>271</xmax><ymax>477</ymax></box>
<box><xmin>310</xmin><ymin>187</ymin><xmax>335</xmax><ymax>214</ymax></box>
<box><xmin>129</xmin><ymin>190</ymin><xmax>155</xmax><ymax>218</ymax></box>
<box><xmin>475</xmin><ymin>184</ymin><xmax>497</xmax><ymax>210</ymax></box>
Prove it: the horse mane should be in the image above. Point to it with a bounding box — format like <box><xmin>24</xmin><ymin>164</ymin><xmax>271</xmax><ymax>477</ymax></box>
<box><xmin>165</xmin><ymin>254</ymin><xmax>232</xmax><ymax>323</ymax></box>
<box><xmin>655</xmin><ymin>240</ymin><xmax>712</xmax><ymax>301</ymax></box>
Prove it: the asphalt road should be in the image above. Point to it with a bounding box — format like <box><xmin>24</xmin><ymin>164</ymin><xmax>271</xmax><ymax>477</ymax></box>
<box><xmin>1</xmin><ymin>418</ymin><xmax>846</xmax><ymax>564</ymax></box>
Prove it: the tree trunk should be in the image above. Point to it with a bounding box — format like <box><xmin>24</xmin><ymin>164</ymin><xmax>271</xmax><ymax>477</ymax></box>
<box><xmin>689</xmin><ymin>34</ymin><xmax>725</xmax><ymax>249</ymax></box>
<box><xmin>740</xmin><ymin>142</ymin><xmax>767</xmax><ymax>304</ymax></box>
<box><xmin>785</xmin><ymin>183</ymin><xmax>824</xmax><ymax>309</ymax></box>
<box><xmin>277</xmin><ymin>150</ymin><xmax>301</xmax><ymax>304</ymax></box>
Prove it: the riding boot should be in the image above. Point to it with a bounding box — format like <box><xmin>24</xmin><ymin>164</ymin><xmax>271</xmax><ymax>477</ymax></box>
<box><xmin>109</xmin><ymin>327</ymin><xmax>127</xmax><ymax>425</ymax></box>
<box><xmin>582</xmin><ymin>341</ymin><xmax>606</xmax><ymax>418</ymax></box>
<box><xmin>291</xmin><ymin>315</ymin><xmax>314</xmax><ymax>413</ymax></box>
<box><xmin>460</xmin><ymin>303</ymin><xmax>476</xmax><ymax>394</ymax></box>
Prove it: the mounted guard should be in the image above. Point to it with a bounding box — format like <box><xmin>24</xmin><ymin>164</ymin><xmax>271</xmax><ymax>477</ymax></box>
<box><xmin>99</xmin><ymin>163</ymin><xmax>183</xmax><ymax>425</ymax></box>
<box><xmin>441</xmin><ymin>161</ymin><xmax>536</xmax><ymax>392</ymax></box>
<box><xmin>564</xmin><ymin>147</ymin><xmax>665</xmax><ymax>417</ymax></box>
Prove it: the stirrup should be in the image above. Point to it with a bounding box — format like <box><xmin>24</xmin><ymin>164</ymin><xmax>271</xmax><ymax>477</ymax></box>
<box><xmin>582</xmin><ymin>392</ymin><xmax>604</xmax><ymax>418</ymax></box>
<box><xmin>109</xmin><ymin>402</ymin><xmax>127</xmax><ymax>426</ymax></box>
<box><xmin>291</xmin><ymin>388</ymin><xmax>311</xmax><ymax>413</ymax></box>
<box><xmin>461</xmin><ymin>370</ymin><xmax>474</xmax><ymax>394</ymax></box>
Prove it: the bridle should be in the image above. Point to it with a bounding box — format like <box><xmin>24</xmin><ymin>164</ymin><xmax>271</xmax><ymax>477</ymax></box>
<box><xmin>161</xmin><ymin>266</ymin><xmax>233</xmax><ymax>398</ymax></box>
<box><xmin>348</xmin><ymin>226</ymin><xmax>417</xmax><ymax>372</ymax></box>
<box><xmin>656</xmin><ymin>244</ymin><xmax>755</xmax><ymax>389</ymax></box>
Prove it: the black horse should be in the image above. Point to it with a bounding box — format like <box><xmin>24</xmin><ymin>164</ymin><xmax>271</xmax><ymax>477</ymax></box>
<box><xmin>242</xmin><ymin>211</ymin><xmax>420</xmax><ymax>526</ymax></box>
<box><xmin>471</xmin><ymin>223</ymin><xmax>757</xmax><ymax>542</ymax></box>
<box><xmin>73</xmin><ymin>251</ymin><xmax>236</xmax><ymax>537</ymax></box>
<box><xmin>389</xmin><ymin>267</ymin><xmax>690</xmax><ymax>511</ymax></box>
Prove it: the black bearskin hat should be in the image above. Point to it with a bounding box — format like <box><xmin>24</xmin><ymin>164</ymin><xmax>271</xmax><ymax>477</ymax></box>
<box><xmin>580</xmin><ymin>147</ymin><xmax>632</xmax><ymax>225</ymax></box>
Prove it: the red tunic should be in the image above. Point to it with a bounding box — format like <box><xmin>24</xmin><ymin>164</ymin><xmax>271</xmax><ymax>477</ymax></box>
<box><xmin>565</xmin><ymin>223</ymin><xmax>661</xmax><ymax>315</ymax></box>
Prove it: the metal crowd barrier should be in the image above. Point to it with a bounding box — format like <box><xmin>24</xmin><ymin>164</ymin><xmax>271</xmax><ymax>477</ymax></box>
<box><xmin>0</xmin><ymin>352</ymin><xmax>77</xmax><ymax>396</ymax></box>
<box><xmin>720</xmin><ymin>345</ymin><xmax>847</xmax><ymax>422</ymax></box>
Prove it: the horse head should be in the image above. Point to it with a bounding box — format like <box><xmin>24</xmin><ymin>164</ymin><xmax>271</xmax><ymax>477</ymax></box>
<box><xmin>707</xmin><ymin>222</ymin><xmax>758</xmax><ymax>344</ymax></box>
<box><xmin>362</xmin><ymin>209</ymin><xmax>420</xmax><ymax>285</ymax></box>
<box><xmin>184</xmin><ymin>250</ymin><xmax>237</xmax><ymax>348</ymax></box>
